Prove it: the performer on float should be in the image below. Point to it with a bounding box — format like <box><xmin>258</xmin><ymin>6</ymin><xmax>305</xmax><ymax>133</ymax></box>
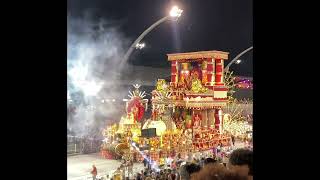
<box><xmin>185</xmin><ymin>114</ymin><xmax>193</xmax><ymax>129</ymax></box>
<box><xmin>127</xmin><ymin>97</ymin><xmax>145</xmax><ymax>123</ymax></box>
<box><xmin>179</xmin><ymin>63</ymin><xmax>190</xmax><ymax>89</ymax></box>
<box><xmin>193</xmin><ymin>113</ymin><xmax>202</xmax><ymax>127</ymax></box>
<box><xmin>201</xmin><ymin>61</ymin><xmax>208</xmax><ymax>84</ymax></box>
<box><xmin>132</xmin><ymin>105</ymin><xmax>139</xmax><ymax>123</ymax></box>
<box><xmin>190</xmin><ymin>65</ymin><xmax>202</xmax><ymax>80</ymax></box>
<box><xmin>175</xmin><ymin>117</ymin><xmax>184</xmax><ymax>129</ymax></box>
<box><xmin>152</xmin><ymin>109</ymin><xmax>158</xmax><ymax>120</ymax></box>
<box><xmin>180</xmin><ymin>63</ymin><xmax>190</xmax><ymax>83</ymax></box>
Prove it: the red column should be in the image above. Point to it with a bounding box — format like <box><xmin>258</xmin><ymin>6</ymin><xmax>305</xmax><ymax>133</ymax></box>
<box><xmin>170</xmin><ymin>60</ymin><xmax>178</xmax><ymax>87</ymax></box>
<box><xmin>215</xmin><ymin>59</ymin><xmax>223</xmax><ymax>85</ymax></box>
<box><xmin>205</xmin><ymin>58</ymin><xmax>215</xmax><ymax>90</ymax></box>
<box><xmin>221</xmin><ymin>60</ymin><xmax>224</xmax><ymax>84</ymax></box>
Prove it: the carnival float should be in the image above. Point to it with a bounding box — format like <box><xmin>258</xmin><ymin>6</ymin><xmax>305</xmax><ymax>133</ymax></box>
<box><xmin>101</xmin><ymin>84</ymin><xmax>147</xmax><ymax>160</ymax></box>
<box><xmin>101</xmin><ymin>50</ymin><xmax>254</xmax><ymax>163</ymax></box>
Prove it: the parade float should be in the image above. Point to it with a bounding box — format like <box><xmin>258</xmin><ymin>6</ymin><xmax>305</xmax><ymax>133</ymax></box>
<box><xmin>101</xmin><ymin>50</ymin><xmax>250</xmax><ymax>163</ymax></box>
<box><xmin>101</xmin><ymin>84</ymin><xmax>148</xmax><ymax>160</ymax></box>
<box><xmin>149</xmin><ymin>50</ymin><xmax>233</xmax><ymax>155</ymax></box>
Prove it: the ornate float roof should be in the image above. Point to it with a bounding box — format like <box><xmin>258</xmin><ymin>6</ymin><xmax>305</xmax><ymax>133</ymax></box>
<box><xmin>151</xmin><ymin>99</ymin><xmax>228</xmax><ymax>109</ymax></box>
<box><xmin>167</xmin><ymin>50</ymin><xmax>229</xmax><ymax>61</ymax></box>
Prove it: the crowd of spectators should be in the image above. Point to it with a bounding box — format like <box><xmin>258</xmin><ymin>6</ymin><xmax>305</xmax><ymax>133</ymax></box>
<box><xmin>105</xmin><ymin>148</ymin><xmax>252</xmax><ymax>180</ymax></box>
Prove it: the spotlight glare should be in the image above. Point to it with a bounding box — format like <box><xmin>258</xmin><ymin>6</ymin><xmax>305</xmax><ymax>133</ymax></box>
<box><xmin>135</xmin><ymin>43</ymin><xmax>145</xmax><ymax>49</ymax></box>
<box><xmin>170</xmin><ymin>6</ymin><xmax>183</xmax><ymax>17</ymax></box>
<box><xmin>235</xmin><ymin>59</ymin><xmax>242</xmax><ymax>64</ymax></box>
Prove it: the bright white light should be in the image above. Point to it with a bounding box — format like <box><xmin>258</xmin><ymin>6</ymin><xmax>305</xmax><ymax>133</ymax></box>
<box><xmin>67</xmin><ymin>91</ymin><xmax>71</xmax><ymax>100</ymax></box>
<box><xmin>235</xmin><ymin>59</ymin><xmax>242</xmax><ymax>64</ymax></box>
<box><xmin>170</xmin><ymin>6</ymin><xmax>183</xmax><ymax>17</ymax></box>
<box><xmin>135</xmin><ymin>43</ymin><xmax>145</xmax><ymax>49</ymax></box>
<box><xmin>68</xmin><ymin>63</ymin><xmax>88</xmax><ymax>84</ymax></box>
<box><xmin>81</xmin><ymin>81</ymin><xmax>103</xmax><ymax>96</ymax></box>
<box><xmin>101</xmin><ymin>99</ymin><xmax>104</xmax><ymax>103</ymax></box>
<box><xmin>68</xmin><ymin>62</ymin><xmax>104</xmax><ymax>97</ymax></box>
<box><xmin>112</xmin><ymin>99</ymin><xmax>116</xmax><ymax>102</ymax></box>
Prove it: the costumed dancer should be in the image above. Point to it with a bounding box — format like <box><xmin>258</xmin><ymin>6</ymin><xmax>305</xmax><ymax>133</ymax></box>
<box><xmin>91</xmin><ymin>165</ymin><xmax>97</xmax><ymax>180</ymax></box>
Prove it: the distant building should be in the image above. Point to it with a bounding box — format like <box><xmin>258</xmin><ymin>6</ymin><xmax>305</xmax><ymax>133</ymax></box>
<box><xmin>233</xmin><ymin>76</ymin><xmax>253</xmax><ymax>100</ymax></box>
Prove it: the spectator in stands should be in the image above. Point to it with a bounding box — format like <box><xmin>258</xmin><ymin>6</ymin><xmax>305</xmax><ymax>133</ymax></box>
<box><xmin>228</xmin><ymin>149</ymin><xmax>253</xmax><ymax>180</ymax></box>
<box><xmin>150</xmin><ymin>171</ymin><xmax>156</xmax><ymax>179</ymax></box>
<box><xmin>200</xmin><ymin>157</ymin><xmax>205</xmax><ymax>167</ymax></box>
<box><xmin>105</xmin><ymin>174</ymin><xmax>110</xmax><ymax>180</ymax></box>
<box><xmin>119</xmin><ymin>164</ymin><xmax>126</xmax><ymax>180</ymax></box>
<box><xmin>192</xmin><ymin>158</ymin><xmax>197</xmax><ymax>164</ymax></box>
<box><xmin>179</xmin><ymin>163</ymin><xmax>189</xmax><ymax>180</ymax></box>
<box><xmin>171</xmin><ymin>159</ymin><xmax>177</xmax><ymax>169</ymax></box>
<box><xmin>186</xmin><ymin>163</ymin><xmax>201</xmax><ymax>179</ymax></box>
<box><xmin>127</xmin><ymin>160</ymin><xmax>133</xmax><ymax>178</ymax></box>
<box><xmin>231</xmin><ymin>135</ymin><xmax>235</xmax><ymax>146</ymax></box>
<box><xmin>191</xmin><ymin>163</ymin><xmax>247</xmax><ymax>180</ymax></box>
<box><xmin>160</xmin><ymin>170</ymin><xmax>166</xmax><ymax>180</ymax></box>
<box><xmin>143</xmin><ymin>170</ymin><xmax>148</xmax><ymax>178</ymax></box>
<box><xmin>177</xmin><ymin>153</ymin><xmax>181</xmax><ymax>159</ymax></box>
<box><xmin>179</xmin><ymin>163</ymin><xmax>201</xmax><ymax>180</ymax></box>
<box><xmin>222</xmin><ymin>153</ymin><xmax>229</xmax><ymax>167</ymax></box>
<box><xmin>143</xmin><ymin>155</ymin><xmax>149</xmax><ymax>167</ymax></box>
<box><xmin>218</xmin><ymin>143</ymin><xmax>223</xmax><ymax>152</ymax></box>
<box><xmin>140</xmin><ymin>170</ymin><xmax>144</xmax><ymax>179</ymax></box>
<box><xmin>136</xmin><ymin>172</ymin><xmax>142</xmax><ymax>180</ymax></box>
<box><xmin>170</xmin><ymin>169</ymin><xmax>177</xmax><ymax>180</ymax></box>
<box><xmin>166</xmin><ymin>169</ymin><xmax>172</xmax><ymax>179</ymax></box>
<box><xmin>113</xmin><ymin>168</ymin><xmax>121</xmax><ymax>180</ymax></box>
<box><xmin>174</xmin><ymin>168</ymin><xmax>180</xmax><ymax>180</ymax></box>
<box><xmin>166</xmin><ymin>155</ymin><xmax>173</xmax><ymax>168</ymax></box>
<box><xmin>204</xmin><ymin>157</ymin><xmax>217</xmax><ymax>166</ymax></box>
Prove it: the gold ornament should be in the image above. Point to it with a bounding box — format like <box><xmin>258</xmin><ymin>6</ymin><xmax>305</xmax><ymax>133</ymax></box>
<box><xmin>191</xmin><ymin>78</ymin><xmax>208</xmax><ymax>93</ymax></box>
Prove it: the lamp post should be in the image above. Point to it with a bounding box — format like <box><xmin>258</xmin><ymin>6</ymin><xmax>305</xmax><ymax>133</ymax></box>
<box><xmin>122</xmin><ymin>6</ymin><xmax>183</xmax><ymax>64</ymax></box>
<box><xmin>224</xmin><ymin>46</ymin><xmax>253</xmax><ymax>72</ymax></box>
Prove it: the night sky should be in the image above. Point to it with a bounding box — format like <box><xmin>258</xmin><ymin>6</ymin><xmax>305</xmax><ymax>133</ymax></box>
<box><xmin>68</xmin><ymin>0</ymin><xmax>252</xmax><ymax>76</ymax></box>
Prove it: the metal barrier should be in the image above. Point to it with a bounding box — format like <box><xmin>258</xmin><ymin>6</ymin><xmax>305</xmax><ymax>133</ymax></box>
<box><xmin>67</xmin><ymin>143</ymin><xmax>80</xmax><ymax>154</ymax></box>
<box><xmin>67</xmin><ymin>136</ymin><xmax>102</xmax><ymax>155</ymax></box>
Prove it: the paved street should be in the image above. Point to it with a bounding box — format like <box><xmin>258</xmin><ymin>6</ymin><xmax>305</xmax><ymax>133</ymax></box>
<box><xmin>68</xmin><ymin>153</ymin><xmax>144</xmax><ymax>180</ymax></box>
<box><xmin>67</xmin><ymin>140</ymin><xmax>248</xmax><ymax>179</ymax></box>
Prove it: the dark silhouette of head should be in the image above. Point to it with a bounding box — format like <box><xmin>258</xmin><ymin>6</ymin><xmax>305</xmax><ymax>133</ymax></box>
<box><xmin>228</xmin><ymin>148</ymin><xmax>253</xmax><ymax>177</ymax></box>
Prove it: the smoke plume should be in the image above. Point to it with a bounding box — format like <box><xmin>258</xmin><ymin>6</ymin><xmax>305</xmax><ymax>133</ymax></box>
<box><xmin>67</xmin><ymin>14</ymin><xmax>132</xmax><ymax>138</ymax></box>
